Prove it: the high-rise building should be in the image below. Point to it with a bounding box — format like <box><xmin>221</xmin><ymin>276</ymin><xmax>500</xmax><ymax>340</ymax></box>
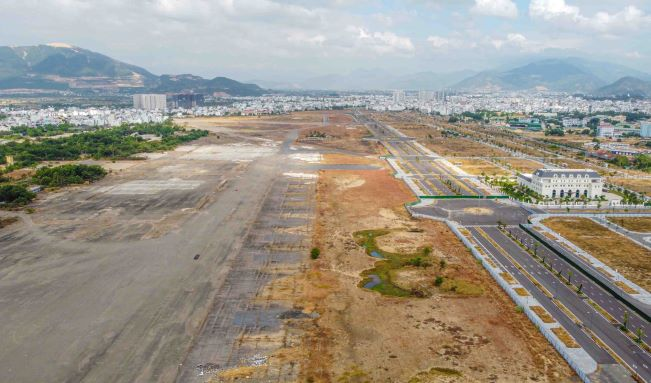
<box><xmin>641</xmin><ymin>122</ymin><xmax>651</xmax><ymax>138</ymax></box>
<box><xmin>170</xmin><ymin>94</ymin><xmax>205</xmax><ymax>109</ymax></box>
<box><xmin>418</xmin><ymin>90</ymin><xmax>434</xmax><ymax>103</ymax></box>
<box><xmin>392</xmin><ymin>90</ymin><xmax>405</xmax><ymax>104</ymax></box>
<box><xmin>133</xmin><ymin>94</ymin><xmax>167</xmax><ymax>110</ymax></box>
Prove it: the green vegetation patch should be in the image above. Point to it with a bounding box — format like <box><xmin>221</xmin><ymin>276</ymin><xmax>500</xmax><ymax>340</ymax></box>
<box><xmin>438</xmin><ymin>277</ymin><xmax>484</xmax><ymax>296</ymax></box>
<box><xmin>1</xmin><ymin>123</ymin><xmax>79</xmax><ymax>138</ymax></box>
<box><xmin>337</xmin><ymin>365</ymin><xmax>370</xmax><ymax>383</ymax></box>
<box><xmin>34</xmin><ymin>164</ymin><xmax>107</xmax><ymax>187</ymax></box>
<box><xmin>408</xmin><ymin>367</ymin><xmax>462</xmax><ymax>383</ymax></box>
<box><xmin>0</xmin><ymin>121</ymin><xmax>208</xmax><ymax>168</ymax></box>
<box><xmin>354</xmin><ymin>229</ymin><xmax>433</xmax><ymax>297</ymax></box>
<box><xmin>0</xmin><ymin>184</ymin><xmax>36</xmax><ymax>206</ymax></box>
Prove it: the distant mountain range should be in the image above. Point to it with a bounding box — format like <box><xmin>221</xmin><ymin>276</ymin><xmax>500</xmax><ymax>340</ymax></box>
<box><xmin>0</xmin><ymin>44</ymin><xmax>264</xmax><ymax>96</ymax></box>
<box><xmin>0</xmin><ymin>44</ymin><xmax>649</xmax><ymax>98</ymax></box>
<box><xmin>251</xmin><ymin>57</ymin><xmax>651</xmax><ymax>97</ymax></box>
<box><xmin>451</xmin><ymin>58</ymin><xmax>651</xmax><ymax>95</ymax></box>
<box><xmin>252</xmin><ymin>69</ymin><xmax>475</xmax><ymax>91</ymax></box>
<box><xmin>593</xmin><ymin>76</ymin><xmax>651</xmax><ymax>98</ymax></box>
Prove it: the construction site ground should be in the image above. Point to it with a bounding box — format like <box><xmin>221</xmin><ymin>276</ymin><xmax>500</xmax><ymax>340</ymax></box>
<box><xmin>0</xmin><ymin>111</ymin><xmax>577</xmax><ymax>383</ymax></box>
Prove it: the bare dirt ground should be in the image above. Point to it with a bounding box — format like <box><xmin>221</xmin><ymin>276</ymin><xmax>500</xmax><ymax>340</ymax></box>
<box><xmin>501</xmin><ymin>158</ymin><xmax>546</xmax><ymax>174</ymax></box>
<box><xmin>288</xmin><ymin>163</ymin><xmax>574</xmax><ymax>382</ymax></box>
<box><xmin>543</xmin><ymin>217</ymin><xmax>651</xmax><ymax>291</ymax></box>
<box><xmin>0</xmin><ymin>110</ymin><xmax>577</xmax><ymax>383</ymax></box>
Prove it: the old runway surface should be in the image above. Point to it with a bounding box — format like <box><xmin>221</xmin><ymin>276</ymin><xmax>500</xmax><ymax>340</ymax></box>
<box><xmin>0</xmin><ymin>131</ymin><xmax>308</xmax><ymax>382</ymax></box>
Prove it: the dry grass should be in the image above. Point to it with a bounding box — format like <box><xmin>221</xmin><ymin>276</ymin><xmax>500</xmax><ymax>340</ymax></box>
<box><xmin>425</xmin><ymin>137</ymin><xmax>509</xmax><ymax>157</ymax></box>
<box><xmin>530</xmin><ymin>306</ymin><xmax>555</xmax><ymax>324</ymax></box>
<box><xmin>615</xmin><ymin>281</ymin><xmax>638</xmax><ymax>294</ymax></box>
<box><xmin>608</xmin><ymin>178</ymin><xmax>651</xmax><ymax>197</ymax></box>
<box><xmin>297</xmin><ymin>165</ymin><xmax>574</xmax><ymax>382</ymax></box>
<box><xmin>551</xmin><ymin>327</ymin><xmax>579</xmax><ymax>348</ymax></box>
<box><xmin>500</xmin><ymin>272</ymin><xmax>517</xmax><ymax>285</ymax></box>
<box><xmin>543</xmin><ymin>217</ymin><xmax>651</xmax><ymax>291</ymax></box>
<box><xmin>448</xmin><ymin>158</ymin><xmax>509</xmax><ymax>176</ymax></box>
<box><xmin>607</xmin><ymin>217</ymin><xmax>651</xmax><ymax>233</ymax></box>
<box><xmin>514</xmin><ymin>287</ymin><xmax>530</xmax><ymax>296</ymax></box>
<box><xmin>502</xmin><ymin>158</ymin><xmax>545</xmax><ymax>174</ymax></box>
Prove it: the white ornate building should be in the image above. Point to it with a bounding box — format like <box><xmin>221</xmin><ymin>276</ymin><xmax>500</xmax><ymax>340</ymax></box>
<box><xmin>517</xmin><ymin>169</ymin><xmax>603</xmax><ymax>199</ymax></box>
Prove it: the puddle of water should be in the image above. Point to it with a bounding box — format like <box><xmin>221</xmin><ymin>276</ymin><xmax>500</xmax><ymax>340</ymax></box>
<box><xmin>370</xmin><ymin>250</ymin><xmax>384</xmax><ymax>259</ymax></box>
<box><xmin>364</xmin><ymin>274</ymin><xmax>381</xmax><ymax>289</ymax></box>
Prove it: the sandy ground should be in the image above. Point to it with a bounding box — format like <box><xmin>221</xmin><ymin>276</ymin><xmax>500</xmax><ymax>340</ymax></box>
<box><xmin>289</xmin><ymin>162</ymin><xmax>574</xmax><ymax>382</ymax></box>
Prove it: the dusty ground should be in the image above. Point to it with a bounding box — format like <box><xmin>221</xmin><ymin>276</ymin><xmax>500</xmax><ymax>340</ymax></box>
<box><xmin>297</xmin><ymin>121</ymin><xmax>383</xmax><ymax>155</ymax></box>
<box><xmin>607</xmin><ymin>217</ymin><xmax>651</xmax><ymax>232</ymax></box>
<box><xmin>448</xmin><ymin>158</ymin><xmax>509</xmax><ymax>176</ymax></box>
<box><xmin>501</xmin><ymin>158</ymin><xmax>546</xmax><ymax>174</ymax></box>
<box><xmin>289</xmin><ymin>162</ymin><xmax>574</xmax><ymax>382</ymax></box>
<box><xmin>543</xmin><ymin>217</ymin><xmax>651</xmax><ymax>291</ymax></box>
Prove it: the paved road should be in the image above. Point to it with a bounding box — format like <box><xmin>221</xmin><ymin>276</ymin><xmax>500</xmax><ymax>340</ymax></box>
<box><xmin>479</xmin><ymin>227</ymin><xmax>651</xmax><ymax>381</ymax></box>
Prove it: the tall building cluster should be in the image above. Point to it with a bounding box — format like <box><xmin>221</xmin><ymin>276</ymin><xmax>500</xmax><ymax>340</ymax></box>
<box><xmin>133</xmin><ymin>94</ymin><xmax>167</xmax><ymax>110</ymax></box>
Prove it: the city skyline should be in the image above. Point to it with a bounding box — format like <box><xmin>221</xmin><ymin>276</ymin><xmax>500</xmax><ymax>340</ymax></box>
<box><xmin>1</xmin><ymin>0</ymin><xmax>650</xmax><ymax>82</ymax></box>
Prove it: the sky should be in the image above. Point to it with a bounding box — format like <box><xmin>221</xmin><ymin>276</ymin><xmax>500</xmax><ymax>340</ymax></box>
<box><xmin>1</xmin><ymin>0</ymin><xmax>650</xmax><ymax>82</ymax></box>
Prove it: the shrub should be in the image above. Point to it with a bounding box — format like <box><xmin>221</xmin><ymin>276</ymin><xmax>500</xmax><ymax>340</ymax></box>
<box><xmin>34</xmin><ymin>164</ymin><xmax>107</xmax><ymax>187</ymax></box>
<box><xmin>434</xmin><ymin>276</ymin><xmax>444</xmax><ymax>286</ymax></box>
<box><xmin>0</xmin><ymin>185</ymin><xmax>36</xmax><ymax>206</ymax></box>
<box><xmin>310</xmin><ymin>247</ymin><xmax>320</xmax><ymax>260</ymax></box>
<box><xmin>408</xmin><ymin>257</ymin><xmax>431</xmax><ymax>268</ymax></box>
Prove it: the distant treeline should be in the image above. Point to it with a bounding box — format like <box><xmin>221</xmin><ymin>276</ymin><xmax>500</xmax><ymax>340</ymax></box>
<box><xmin>0</xmin><ymin>121</ymin><xmax>208</xmax><ymax>168</ymax></box>
<box><xmin>1</xmin><ymin>123</ymin><xmax>79</xmax><ymax>137</ymax></box>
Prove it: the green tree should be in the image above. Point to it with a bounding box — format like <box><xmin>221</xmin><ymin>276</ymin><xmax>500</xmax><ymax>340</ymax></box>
<box><xmin>0</xmin><ymin>185</ymin><xmax>36</xmax><ymax>206</ymax></box>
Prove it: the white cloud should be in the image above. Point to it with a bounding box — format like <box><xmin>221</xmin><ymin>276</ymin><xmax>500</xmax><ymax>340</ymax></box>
<box><xmin>625</xmin><ymin>51</ymin><xmax>642</xmax><ymax>59</ymax></box>
<box><xmin>471</xmin><ymin>0</ymin><xmax>518</xmax><ymax>19</ymax></box>
<box><xmin>529</xmin><ymin>0</ymin><xmax>650</xmax><ymax>34</ymax></box>
<box><xmin>529</xmin><ymin>0</ymin><xmax>580</xmax><ymax>21</ymax></box>
<box><xmin>354</xmin><ymin>27</ymin><xmax>415</xmax><ymax>54</ymax></box>
<box><xmin>427</xmin><ymin>36</ymin><xmax>449</xmax><ymax>49</ymax></box>
<box><xmin>491</xmin><ymin>33</ymin><xmax>528</xmax><ymax>49</ymax></box>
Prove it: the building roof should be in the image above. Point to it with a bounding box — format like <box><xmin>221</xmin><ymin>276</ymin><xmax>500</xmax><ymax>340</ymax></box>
<box><xmin>532</xmin><ymin>168</ymin><xmax>601</xmax><ymax>179</ymax></box>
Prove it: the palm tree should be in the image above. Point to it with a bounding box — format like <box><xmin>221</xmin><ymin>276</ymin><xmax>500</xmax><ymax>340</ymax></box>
<box><xmin>636</xmin><ymin>327</ymin><xmax>645</xmax><ymax>344</ymax></box>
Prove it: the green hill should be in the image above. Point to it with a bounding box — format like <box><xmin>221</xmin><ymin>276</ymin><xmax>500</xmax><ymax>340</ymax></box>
<box><xmin>0</xmin><ymin>44</ymin><xmax>264</xmax><ymax>95</ymax></box>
